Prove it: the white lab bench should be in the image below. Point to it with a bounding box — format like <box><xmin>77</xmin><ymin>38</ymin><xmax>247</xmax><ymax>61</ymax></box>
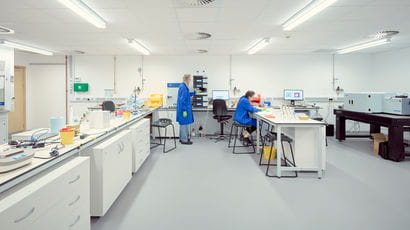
<box><xmin>255</xmin><ymin>111</ymin><xmax>326</xmax><ymax>178</ymax></box>
<box><xmin>0</xmin><ymin>108</ymin><xmax>157</xmax><ymax>229</ymax></box>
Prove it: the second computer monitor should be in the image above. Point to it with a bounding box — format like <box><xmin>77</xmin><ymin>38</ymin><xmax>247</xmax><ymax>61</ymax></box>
<box><xmin>212</xmin><ymin>90</ymin><xmax>230</xmax><ymax>100</ymax></box>
<box><xmin>284</xmin><ymin>89</ymin><xmax>304</xmax><ymax>101</ymax></box>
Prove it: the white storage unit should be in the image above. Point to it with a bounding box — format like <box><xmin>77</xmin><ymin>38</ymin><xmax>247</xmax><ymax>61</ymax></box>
<box><xmin>81</xmin><ymin>130</ymin><xmax>133</xmax><ymax>217</ymax></box>
<box><xmin>0</xmin><ymin>157</ymin><xmax>90</xmax><ymax>230</ymax></box>
<box><xmin>153</xmin><ymin>110</ymin><xmax>179</xmax><ymax>138</ymax></box>
<box><xmin>129</xmin><ymin>119</ymin><xmax>151</xmax><ymax>173</ymax></box>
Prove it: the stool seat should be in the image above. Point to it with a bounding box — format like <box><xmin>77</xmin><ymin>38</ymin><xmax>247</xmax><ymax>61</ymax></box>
<box><xmin>232</xmin><ymin>121</ymin><xmax>253</xmax><ymax>128</ymax></box>
<box><xmin>213</xmin><ymin>115</ymin><xmax>232</xmax><ymax>121</ymax></box>
<box><xmin>152</xmin><ymin>118</ymin><xmax>173</xmax><ymax>128</ymax></box>
<box><xmin>265</xmin><ymin>131</ymin><xmax>293</xmax><ymax>143</ymax></box>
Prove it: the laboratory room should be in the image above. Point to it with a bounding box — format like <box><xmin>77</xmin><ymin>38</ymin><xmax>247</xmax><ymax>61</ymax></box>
<box><xmin>1</xmin><ymin>0</ymin><xmax>410</xmax><ymax>230</ymax></box>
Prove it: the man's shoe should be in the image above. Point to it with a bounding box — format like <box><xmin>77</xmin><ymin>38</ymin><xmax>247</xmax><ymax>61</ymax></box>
<box><xmin>180</xmin><ymin>141</ymin><xmax>193</xmax><ymax>145</ymax></box>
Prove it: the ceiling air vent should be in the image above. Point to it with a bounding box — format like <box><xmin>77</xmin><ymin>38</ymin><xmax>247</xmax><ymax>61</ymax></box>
<box><xmin>369</xmin><ymin>30</ymin><xmax>399</xmax><ymax>39</ymax></box>
<box><xmin>196</xmin><ymin>49</ymin><xmax>208</xmax><ymax>54</ymax></box>
<box><xmin>180</xmin><ymin>0</ymin><xmax>216</xmax><ymax>6</ymax></box>
<box><xmin>185</xmin><ymin>32</ymin><xmax>212</xmax><ymax>40</ymax></box>
<box><xmin>0</xmin><ymin>26</ymin><xmax>14</xmax><ymax>34</ymax></box>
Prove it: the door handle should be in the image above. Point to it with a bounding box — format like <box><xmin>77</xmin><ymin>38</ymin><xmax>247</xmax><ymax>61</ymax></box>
<box><xmin>14</xmin><ymin>207</ymin><xmax>35</xmax><ymax>223</ymax></box>
<box><xmin>68</xmin><ymin>215</ymin><xmax>81</xmax><ymax>228</ymax></box>
<box><xmin>68</xmin><ymin>175</ymin><xmax>80</xmax><ymax>184</ymax></box>
<box><xmin>68</xmin><ymin>195</ymin><xmax>81</xmax><ymax>206</ymax></box>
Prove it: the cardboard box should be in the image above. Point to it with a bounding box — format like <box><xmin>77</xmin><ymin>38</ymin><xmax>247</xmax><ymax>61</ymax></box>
<box><xmin>371</xmin><ymin>133</ymin><xmax>388</xmax><ymax>154</ymax></box>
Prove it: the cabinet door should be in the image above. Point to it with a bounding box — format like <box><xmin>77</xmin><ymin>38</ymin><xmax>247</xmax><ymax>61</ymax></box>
<box><xmin>100</xmin><ymin>131</ymin><xmax>132</xmax><ymax>215</ymax></box>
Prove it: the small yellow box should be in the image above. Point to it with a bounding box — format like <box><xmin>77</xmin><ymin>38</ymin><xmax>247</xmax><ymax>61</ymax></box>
<box><xmin>263</xmin><ymin>146</ymin><xmax>276</xmax><ymax>159</ymax></box>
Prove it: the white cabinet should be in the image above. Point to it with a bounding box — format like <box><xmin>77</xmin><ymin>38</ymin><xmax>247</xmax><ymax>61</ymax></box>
<box><xmin>81</xmin><ymin>130</ymin><xmax>133</xmax><ymax>216</ymax></box>
<box><xmin>129</xmin><ymin>119</ymin><xmax>151</xmax><ymax>173</ymax></box>
<box><xmin>153</xmin><ymin>110</ymin><xmax>179</xmax><ymax>138</ymax></box>
<box><xmin>0</xmin><ymin>157</ymin><xmax>90</xmax><ymax>230</ymax></box>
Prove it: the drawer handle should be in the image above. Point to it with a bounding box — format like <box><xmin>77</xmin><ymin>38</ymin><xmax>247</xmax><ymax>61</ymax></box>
<box><xmin>69</xmin><ymin>195</ymin><xmax>81</xmax><ymax>206</ymax></box>
<box><xmin>14</xmin><ymin>207</ymin><xmax>35</xmax><ymax>223</ymax></box>
<box><xmin>68</xmin><ymin>215</ymin><xmax>81</xmax><ymax>228</ymax></box>
<box><xmin>68</xmin><ymin>175</ymin><xmax>81</xmax><ymax>184</ymax></box>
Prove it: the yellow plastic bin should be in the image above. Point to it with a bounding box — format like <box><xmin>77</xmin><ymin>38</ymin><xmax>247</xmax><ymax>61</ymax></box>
<box><xmin>263</xmin><ymin>146</ymin><xmax>277</xmax><ymax>160</ymax></box>
<box><xmin>60</xmin><ymin>128</ymin><xmax>75</xmax><ymax>145</ymax></box>
<box><xmin>150</xmin><ymin>94</ymin><xmax>163</xmax><ymax>107</ymax></box>
<box><xmin>123</xmin><ymin>111</ymin><xmax>131</xmax><ymax>120</ymax></box>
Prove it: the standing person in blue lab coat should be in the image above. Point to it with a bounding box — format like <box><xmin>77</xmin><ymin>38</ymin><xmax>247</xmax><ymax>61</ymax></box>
<box><xmin>234</xmin><ymin>90</ymin><xmax>261</xmax><ymax>144</ymax></box>
<box><xmin>176</xmin><ymin>74</ymin><xmax>196</xmax><ymax>145</ymax></box>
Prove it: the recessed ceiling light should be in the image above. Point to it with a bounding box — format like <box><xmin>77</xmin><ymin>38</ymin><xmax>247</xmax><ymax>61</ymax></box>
<box><xmin>247</xmin><ymin>38</ymin><xmax>271</xmax><ymax>55</ymax></box>
<box><xmin>282</xmin><ymin>0</ymin><xmax>338</xmax><ymax>31</ymax></box>
<box><xmin>185</xmin><ymin>32</ymin><xmax>212</xmax><ymax>40</ymax></box>
<box><xmin>128</xmin><ymin>39</ymin><xmax>150</xmax><ymax>55</ymax></box>
<box><xmin>0</xmin><ymin>40</ymin><xmax>54</xmax><ymax>55</ymax></box>
<box><xmin>57</xmin><ymin>0</ymin><xmax>106</xmax><ymax>28</ymax></box>
<box><xmin>0</xmin><ymin>25</ymin><xmax>14</xmax><ymax>34</ymax></box>
<box><xmin>337</xmin><ymin>38</ymin><xmax>391</xmax><ymax>54</ymax></box>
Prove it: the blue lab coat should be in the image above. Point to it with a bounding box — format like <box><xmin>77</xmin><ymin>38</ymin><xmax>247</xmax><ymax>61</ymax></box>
<box><xmin>176</xmin><ymin>83</ymin><xmax>195</xmax><ymax>125</ymax></box>
<box><xmin>234</xmin><ymin>96</ymin><xmax>261</xmax><ymax>127</ymax></box>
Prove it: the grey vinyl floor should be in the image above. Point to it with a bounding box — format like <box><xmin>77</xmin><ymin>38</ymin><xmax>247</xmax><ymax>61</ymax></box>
<box><xmin>91</xmin><ymin>137</ymin><xmax>410</xmax><ymax>230</ymax></box>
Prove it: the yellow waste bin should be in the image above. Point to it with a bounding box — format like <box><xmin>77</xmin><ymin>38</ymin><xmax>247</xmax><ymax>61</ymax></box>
<box><xmin>60</xmin><ymin>128</ymin><xmax>75</xmax><ymax>145</ymax></box>
<box><xmin>263</xmin><ymin>146</ymin><xmax>276</xmax><ymax>160</ymax></box>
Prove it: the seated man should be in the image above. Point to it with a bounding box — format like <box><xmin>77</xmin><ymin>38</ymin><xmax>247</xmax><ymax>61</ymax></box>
<box><xmin>233</xmin><ymin>90</ymin><xmax>261</xmax><ymax>143</ymax></box>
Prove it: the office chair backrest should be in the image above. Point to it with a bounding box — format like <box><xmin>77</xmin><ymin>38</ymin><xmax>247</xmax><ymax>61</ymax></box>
<box><xmin>102</xmin><ymin>101</ymin><xmax>115</xmax><ymax>112</ymax></box>
<box><xmin>213</xmin><ymin>99</ymin><xmax>228</xmax><ymax>116</ymax></box>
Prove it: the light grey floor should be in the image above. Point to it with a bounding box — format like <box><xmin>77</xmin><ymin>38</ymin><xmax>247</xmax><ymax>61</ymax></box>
<box><xmin>91</xmin><ymin>137</ymin><xmax>410</xmax><ymax>230</ymax></box>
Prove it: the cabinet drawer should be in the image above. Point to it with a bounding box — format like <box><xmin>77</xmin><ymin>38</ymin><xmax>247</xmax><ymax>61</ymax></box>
<box><xmin>0</xmin><ymin>157</ymin><xmax>90</xmax><ymax>230</ymax></box>
<box><xmin>31</xmin><ymin>197</ymin><xmax>90</xmax><ymax>230</ymax></box>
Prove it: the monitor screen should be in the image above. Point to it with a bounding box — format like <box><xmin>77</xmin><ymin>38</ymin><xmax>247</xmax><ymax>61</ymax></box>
<box><xmin>212</xmin><ymin>90</ymin><xmax>230</xmax><ymax>100</ymax></box>
<box><xmin>284</xmin><ymin>90</ymin><xmax>304</xmax><ymax>101</ymax></box>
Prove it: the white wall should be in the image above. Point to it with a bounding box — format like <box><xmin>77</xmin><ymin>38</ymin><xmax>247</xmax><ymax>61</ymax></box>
<box><xmin>71</xmin><ymin>54</ymin><xmax>375</xmax><ymax>100</ymax></box>
<box><xmin>371</xmin><ymin>47</ymin><xmax>410</xmax><ymax>92</ymax></box>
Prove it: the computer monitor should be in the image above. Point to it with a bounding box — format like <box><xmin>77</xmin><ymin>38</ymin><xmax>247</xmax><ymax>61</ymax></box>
<box><xmin>284</xmin><ymin>89</ymin><xmax>304</xmax><ymax>101</ymax></box>
<box><xmin>212</xmin><ymin>90</ymin><xmax>230</xmax><ymax>100</ymax></box>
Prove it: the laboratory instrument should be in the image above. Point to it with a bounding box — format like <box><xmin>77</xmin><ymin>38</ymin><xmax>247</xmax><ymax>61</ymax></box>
<box><xmin>383</xmin><ymin>96</ymin><xmax>410</xmax><ymax>115</ymax></box>
<box><xmin>343</xmin><ymin>92</ymin><xmax>388</xmax><ymax>113</ymax></box>
<box><xmin>166</xmin><ymin>83</ymin><xmax>180</xmax><ymax>107</ymax></box>
<box><xmin>0</xmin><ymin>148</ymin><xmax>34</xmax><ymax>173</ymax></box>
<box><xmin>193</xmin><ymin>75</ymin><xmax>208</xmax><ymax>108</ymax></box>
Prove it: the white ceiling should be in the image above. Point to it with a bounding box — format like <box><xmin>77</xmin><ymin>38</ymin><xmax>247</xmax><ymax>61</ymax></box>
<box><xmin>0</xmin><ymin>0</ymin><xmax>410</xmax><ymax>55</ymax></box>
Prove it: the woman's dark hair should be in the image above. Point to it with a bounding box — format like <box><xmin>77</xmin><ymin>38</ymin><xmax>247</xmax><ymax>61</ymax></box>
<box><xmin>245</xmin><ymin>90</ymin><xmax>255</xmax><ymax>99</ymax></box>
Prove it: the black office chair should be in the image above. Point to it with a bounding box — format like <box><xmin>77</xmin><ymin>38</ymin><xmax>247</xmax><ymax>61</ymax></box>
<box><xmin>102</xmin><ymin>101</ymin><xmax>115</xmax><ymax>112</ymax></box>
<box><xmin>212</xmin><ymin>99</ymin><xmax>232</xmax><ymax>141</ymax></box>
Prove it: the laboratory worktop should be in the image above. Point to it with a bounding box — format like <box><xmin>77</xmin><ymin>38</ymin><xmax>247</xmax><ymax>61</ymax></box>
<box><xmin>159</xmin><ymin>105</ymin><xmax>322</xmax><ymax>111</ymax></box>
<box><xmin>0</xmin><ymin>108</ymin><xmax>157</xmax><ymax>194</ymax></box>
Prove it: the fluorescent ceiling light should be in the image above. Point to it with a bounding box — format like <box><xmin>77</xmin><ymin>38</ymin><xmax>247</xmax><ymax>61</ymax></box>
<box><xmin>337</xmin><ymin>38</ymin><xmax>391</xmax><ymax>54</ymax></box>
<box><xmin>283</xmin><ymin>0</ymin><xmax>338</xmax><ymax>31</ymax></box>
<box><xmin>0</xmin><ymin>40</ymin><xmax>54</xmax><ymax>55</ymax></box>
<box><xmin>0</xmin><ymin>25</ymin><xmax>14</xmax><ymax>34</ymax></box>
<box><xmin>58</xmin><ymin>0</ymin><xmax>106</xmax><ymax>28</ymax></box>
<box><xmin>128</xmin><ymin>39</ymin><xmax>150</xmax><ymax>55</ymax></box>
<box><xmin>247</xmin><ymin>38</ymin><xmax>271</xmax><ymax>55</ymax></box>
